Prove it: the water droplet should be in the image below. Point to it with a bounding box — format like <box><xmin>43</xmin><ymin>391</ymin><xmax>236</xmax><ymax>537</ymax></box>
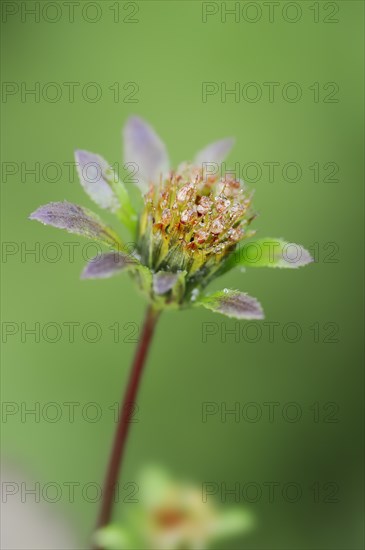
<box><xmin>195</xmin><ymin>230</ymin><xmax>208</xmax><ymax>244</ymax></box>
<box><xmin>211</xmin><ymin>219</ymin><xmax>224</xmax><ymax>234</ymax></box>
<box><xmin>197</xmin><ymin>196</ymin><xmax>212</xmax><ymax>215</ymax></box>
<box><xmin>191</xmin><ymin>288</ymin><xmax>200</xmax><ymax>302</ymax></box>
<box><xmin>180</xmin><ymin>208</ymin><xmax>195</xmax><ymax>224</ymax></box>
<box><xmin>177</xmin><ymin>184</ymin><xmax>193</xmax><ymax>203</ymax></box>
<box><xmin>161</xmin><ymin>208</ymin><xmax>172</xmax><ymax>225</ymax></box>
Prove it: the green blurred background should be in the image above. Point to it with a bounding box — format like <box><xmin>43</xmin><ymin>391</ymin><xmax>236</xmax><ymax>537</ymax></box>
<box><xmin>1</xmin><ymin>1</ymin><xmax>364</xmax><ymax>548</ymax></box>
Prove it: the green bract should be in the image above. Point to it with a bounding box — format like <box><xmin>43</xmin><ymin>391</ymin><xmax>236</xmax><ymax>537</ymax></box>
<box><xmin>30</xmin><ymin>116</ymin><xmax>312</xmax><ymax>319</ymax></box>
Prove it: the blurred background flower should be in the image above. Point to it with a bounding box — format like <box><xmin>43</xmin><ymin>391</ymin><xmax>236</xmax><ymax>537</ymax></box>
<box><xmin>96</xmin><ymin>467</ymin><xmax>254</xmax><ymax>550</ymax></box>
<box><xmin>95</xmin><ymin>467</ymin><xmax>254</xmax><ymax>550</ymax></box>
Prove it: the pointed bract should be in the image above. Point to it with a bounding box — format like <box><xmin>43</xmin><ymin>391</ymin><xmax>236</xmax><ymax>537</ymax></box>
<box><xmin>75</xmin><ymin>150</ymin><xmax>137</xmax><ymax>233</ymax></box>
<box><xmin>198</xmin><ymin>290</ymin><xmax>264</xmax><ymax>320</ymax></box>
<box><xmin>75</xmin><ymin>150</ymin><xmax>120</xmax><ymax>212</ymax></box>
<box><xmin>81</xmin><ymin>252</ymin><xmax>137</xmax><ymax>279</ymax></box>
<box><xmin>153</xmin><ymin>271</ymin><xmax>181</xmax><ymax>295</ymax></box>
<box><xmin>123</xmin><ymin>116</ymin><xmax>170</xmax><ymax>193</ymax></box>
<box><xmin>29</xmin><ymin>201</ymin><xmax>123</xmax><ymax>249</ymax></box>
<box><xmin>195</xmin><ymin>138</ymin><xmax>235</xmax><ymax>166</ymax></box>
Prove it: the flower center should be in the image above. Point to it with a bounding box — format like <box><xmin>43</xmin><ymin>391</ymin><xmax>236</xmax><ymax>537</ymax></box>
<box><xmin>154</xmin><ymin>507</ymin><xmax>187</xmax><ymax>528</ymax></box>
<box><xmin>138</xmin><ymin>164</ymin><xmax>255</xmax><ymax>276</ymax></box>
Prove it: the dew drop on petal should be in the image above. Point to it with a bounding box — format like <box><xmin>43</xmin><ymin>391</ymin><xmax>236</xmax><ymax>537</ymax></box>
<box><xmin>161</xmin><ymin>208</ymin><xmax>172</xmax><ymax>225</ymax></box>
<box><xmin>177</xmin><ymin>184</ymin><xmax>193</xmax><ymax>203</ymax></box>
<box><xmin>211</xmin><ymin>219</ymin><xmax>224</xmax><ymax>234</ymax></box>
<box><xmin>228</xmin><ymin>227</ymin><xmax>243</xmax><ymax>242</ymax></box>
<box><xmin>195</xmin><ymin>230</ymin><xmax>208</xmax><ymax>244</ymax></box>
<box><xmin>215</xmin><ymin>198</ymin><xmax>230</xmax><ymax>213</ymax></box>
<box><xmin>181</xmin><ymin>208</ymin><xmax>195</xmax><ymax>224</ymax></box>
<box><xmin>197</xmin><ymin>196</ymin><xmax>212</xmax><ymax>215</ymax></box>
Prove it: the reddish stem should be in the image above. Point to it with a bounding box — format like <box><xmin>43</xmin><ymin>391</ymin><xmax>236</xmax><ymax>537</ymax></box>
<box><xmin>94</xmin><ymin>305</ymin><xmax>160</xmax><ymax>546</ymax></box>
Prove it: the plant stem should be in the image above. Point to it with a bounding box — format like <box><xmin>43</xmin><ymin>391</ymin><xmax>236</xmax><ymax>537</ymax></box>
<box><xmin>94</xmin><ymin>304</ymin><xmax>160</xmax><ymax>544</ymax></box>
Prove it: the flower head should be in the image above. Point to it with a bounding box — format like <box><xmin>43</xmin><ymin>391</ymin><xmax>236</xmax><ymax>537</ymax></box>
<box><xmin>30</xmin><ymin>116</ymin><xmax>312</xmax><ymax>319</ymax></box>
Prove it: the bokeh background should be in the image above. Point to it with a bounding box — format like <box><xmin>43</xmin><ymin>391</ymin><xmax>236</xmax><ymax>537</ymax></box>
<box><xmin>1</xmin><ymin>1</ymin><xmax>364</xmax><ymax>548</ymax></box>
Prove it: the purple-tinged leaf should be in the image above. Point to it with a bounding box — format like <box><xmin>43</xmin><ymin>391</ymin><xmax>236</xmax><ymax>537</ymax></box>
<box><xmin>123</xmin><ymin>116</ymin><xmax>170</xmax><ymax>193</ymax></box>
<box><xmin>195</xmin><ymin>138</ymin><xmax>235</xmax><ymax>166</ymax></box>
<box><xmin>81</xmin><ymin>252</ymin><xmax>137</xmax><ymax>279</ymax></box>
<box><xmin>198</xmin><ymin>290</ymin><xmax>264</xmax><ymax>320</ymax></box>
<box><xmin>153</xmin><ymin>271</ymin><xmax>181</xmax><ymax>295</ymax></box>
<box><xmin>81</xmin><ymin>252</ymin><xmax>153</xmax><ymax>292</ymax></box>
<box><xmin>75</xmin><ymin>150</ymin><xmax>137</xmax><ymax>232</ymax></box>
<box><xmin>29</xmin><ymin>201</ymin><xmax>123</xmax><ymax>249</ymax></box>
<box><xmin>75</xmin><ymin>150</ymin><xmax>120</xmax><ymax>212</ymax></box>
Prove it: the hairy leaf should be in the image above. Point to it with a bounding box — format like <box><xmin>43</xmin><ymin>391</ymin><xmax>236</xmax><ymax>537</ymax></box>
<box><xmin>223</xmin><ymin>238</ymin><xmax>313</xmax><ymax>273</ymax></box>
<box><xmin>29</xmin><ymin>201</ymin><xmax>123</xmax><ymax>249</ymax></box>
<box><xmin>75</xmin><ymin>150</ymin><xmax>137</xmax><ymax>232</ymax></box>
<box><xmin>75</xmin><ymin>150</ymin><xmax>120</xmax><ymax>211</ymax></box>
<box><xmin>195</xmin><ymin>137</ymin><xmax>235</xmax><ymax>166</ymax></box>
<box><xmin>123</xmin><ymin>116</ymin><xmax>170</xmax><ymax>193</ymax></box>
<box><xmin>197</xmin><ymin>290</ymin><xmax>264</xmax><ymax>320</ymax></box>
<box><xmin>153</xmin><ymin>271</ymin><xmax>182</xmax><ymax>295</ymax></box>
<box><xmin>81</xmin><ymin>252</ymin><xmax>138</xmax><ymax>279</ymax></box>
